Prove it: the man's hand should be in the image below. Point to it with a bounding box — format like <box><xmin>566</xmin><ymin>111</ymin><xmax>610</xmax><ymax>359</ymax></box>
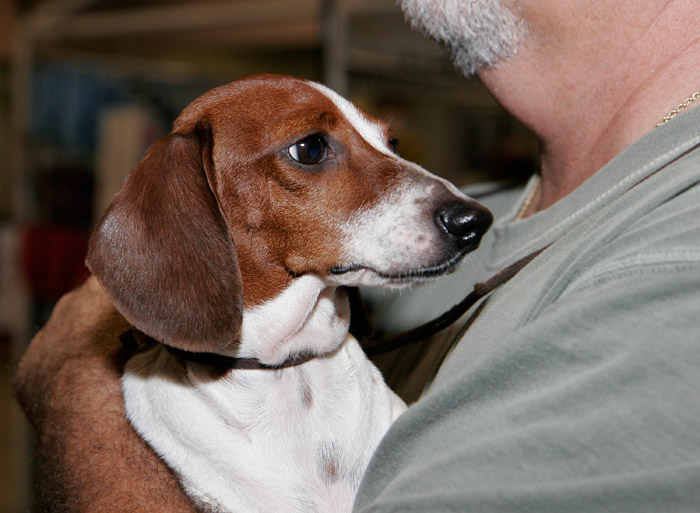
<box><xmin>13</xmin><ymin>276</ymin><xmax>198</xmax><ymax>512</ymax></box>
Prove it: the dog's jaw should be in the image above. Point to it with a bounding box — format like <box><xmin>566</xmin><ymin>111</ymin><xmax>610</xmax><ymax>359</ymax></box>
<box><xmin>237</xmin><ymin>275</ymin><xmax>350</xmax><ymax>366</ymax></box>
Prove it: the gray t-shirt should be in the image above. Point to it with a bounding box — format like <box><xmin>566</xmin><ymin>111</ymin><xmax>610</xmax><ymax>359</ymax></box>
<box><xmin>355</xmin><ymin>107</ymin><xmax>700</xmax><ymax>512</ymax></box>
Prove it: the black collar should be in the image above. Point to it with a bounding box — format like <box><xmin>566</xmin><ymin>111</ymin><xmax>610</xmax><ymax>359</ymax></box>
<box><xmin>119</xmin><ymin>328</ymin><xmax>318</xmax><ymax>370</ymax></box>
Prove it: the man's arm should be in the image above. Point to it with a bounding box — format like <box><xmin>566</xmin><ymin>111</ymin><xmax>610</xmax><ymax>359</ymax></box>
<box><xmin>13</xmin><ymin>276</ymin><xmax>198</xmax><ymax>513</ymax></box>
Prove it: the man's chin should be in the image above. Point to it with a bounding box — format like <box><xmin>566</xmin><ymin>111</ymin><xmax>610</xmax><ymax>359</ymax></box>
<box><xmin>398</xmin><ymin>0</ymin><xmax>525</xmax><ymax>78</ymax></box>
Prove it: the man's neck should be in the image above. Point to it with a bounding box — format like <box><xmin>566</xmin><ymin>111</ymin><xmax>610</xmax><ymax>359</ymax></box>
<box><xmin>478</xmin><ymin>0</ymin><xmax>700</xmax><ymax>215</ymax></box>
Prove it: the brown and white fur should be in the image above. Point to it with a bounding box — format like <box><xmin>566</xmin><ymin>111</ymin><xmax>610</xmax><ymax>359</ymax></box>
<box><xmin>86</xmin><ymin>74</ymin><xmax>492</xmax><ymax>513</ymax></box>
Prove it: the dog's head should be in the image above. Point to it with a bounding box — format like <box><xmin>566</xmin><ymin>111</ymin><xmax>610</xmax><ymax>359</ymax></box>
<box><xmin>87</xmin><ymin>74</ymin><xmax>492</xmax><ymax>362</ymax></box>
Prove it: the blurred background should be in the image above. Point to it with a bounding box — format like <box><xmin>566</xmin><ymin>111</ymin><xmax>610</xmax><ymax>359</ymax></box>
<box><xmin>0</xmin><ymin>0</ymin><xmax>537</xmax><ymax>510</ymax></box>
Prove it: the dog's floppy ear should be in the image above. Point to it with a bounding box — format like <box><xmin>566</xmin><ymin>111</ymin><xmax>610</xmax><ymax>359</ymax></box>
<box><xmin>87</xmin><ymin>123</ymin><xmax>243</xmax><ymax>353</ymax></box>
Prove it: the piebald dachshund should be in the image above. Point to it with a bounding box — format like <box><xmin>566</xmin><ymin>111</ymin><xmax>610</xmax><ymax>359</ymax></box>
<box><xmin>87</xmin><ymin>74</ymin><xmax>492</xmax><ymax>512</ymax></box>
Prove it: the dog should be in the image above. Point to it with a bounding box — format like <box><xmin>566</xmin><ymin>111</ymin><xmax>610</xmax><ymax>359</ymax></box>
<box><xmin>86</xmin><ymin>74</ymin><xmax>492</xmax><ymax>512</ymax></box>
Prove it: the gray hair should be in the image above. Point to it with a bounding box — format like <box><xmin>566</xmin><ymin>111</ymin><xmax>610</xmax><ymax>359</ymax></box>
<box><xmin>399</xmin><ymin>0</ymin><xmax>526</xmax><ymax>76</ymax></box>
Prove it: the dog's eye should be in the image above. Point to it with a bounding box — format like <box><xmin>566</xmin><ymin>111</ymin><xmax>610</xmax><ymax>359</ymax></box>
<box><xmin>388</xmin><ymin>137</ymin><xmax>399</xmax><ymax>153</ymax></box>
<box><xmin>288</xmin><ymin>135</ymin><xmax>327</xmax><ymax>165</ymax></box>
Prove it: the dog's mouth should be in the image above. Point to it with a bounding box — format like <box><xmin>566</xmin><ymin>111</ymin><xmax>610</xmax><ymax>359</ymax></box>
<box><xmin>328</xmin><ymin>248</ymin><xmax>469</xmax><ymax>287</ymax></box>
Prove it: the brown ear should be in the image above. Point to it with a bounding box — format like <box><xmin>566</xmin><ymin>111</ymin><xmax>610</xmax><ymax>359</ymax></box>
<box><xmin>86</xmin><ymin>123</ymin><xmax>243</xmax><ymax>353</ymax></box>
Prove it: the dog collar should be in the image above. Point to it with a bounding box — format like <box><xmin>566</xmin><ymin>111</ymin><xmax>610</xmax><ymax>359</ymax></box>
<box><xmin>119</xmin><ymin>328</ymin><xmax>318</xmax><ymax>370</ymax></box>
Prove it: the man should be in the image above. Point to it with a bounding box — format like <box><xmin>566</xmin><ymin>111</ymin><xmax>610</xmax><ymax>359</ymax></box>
<box><xmin>15</xmin><ymin>0</ymin><xmax>700</xmax><ymax>511</ymax></box>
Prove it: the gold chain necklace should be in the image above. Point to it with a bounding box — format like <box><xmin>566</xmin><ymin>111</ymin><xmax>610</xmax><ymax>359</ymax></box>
<box><xmin>514</xmin><ymin>176</ymin><xmax>540</xmax><ymax>221</ymax></box>
<box><xmin>657</xmin><ymin>89</ymin><xmax>700</xmax><ymax>126</ymax></box>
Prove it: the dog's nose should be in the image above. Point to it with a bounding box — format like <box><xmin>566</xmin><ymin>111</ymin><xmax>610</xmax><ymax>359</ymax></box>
<box><xmin>436</xmin><ymin>201</ymin><xmax>493</xmax><ymax>252</ymax></box>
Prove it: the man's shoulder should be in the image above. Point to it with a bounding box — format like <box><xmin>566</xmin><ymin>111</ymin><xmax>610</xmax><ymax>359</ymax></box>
<box><xmin>564</xmin><ymin>150</ymin><xmax>700</xmax><ymax>296</ymax></box>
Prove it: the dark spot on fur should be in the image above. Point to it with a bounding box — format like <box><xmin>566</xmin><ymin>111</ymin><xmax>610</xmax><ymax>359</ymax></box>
<box><xmin>298</xmin><ymin>369</ymin><xmax>313</xmax><ymax>408</ymax></box>
<box><xmin>324</xmin><ymin>459</ymin><xmax>338</xmax><ymax>483</ymax></box>
<box><xmin>317</xmin><ymin>442</ymin><xmax>341</xmax><ymax>485</ymax></box>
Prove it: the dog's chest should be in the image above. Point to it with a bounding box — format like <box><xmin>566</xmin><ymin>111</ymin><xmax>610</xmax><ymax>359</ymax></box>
<box><xmin>122</xmin><ymin>338</ymin><xmax>403</xmax><ymax>512</ymax></box>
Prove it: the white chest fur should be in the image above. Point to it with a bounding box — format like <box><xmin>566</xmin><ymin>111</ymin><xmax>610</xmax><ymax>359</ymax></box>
<box><xmin>122</xmin><ymin>334</ymin><xmax>406</xmax><ymax>513</ymax></box>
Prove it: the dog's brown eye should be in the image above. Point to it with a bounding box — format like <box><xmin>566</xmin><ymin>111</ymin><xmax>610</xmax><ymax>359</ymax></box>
<box><xmin>288</xmin><ymin>134</ymin><xmax>328</xmax><ymax>165</ymax></box>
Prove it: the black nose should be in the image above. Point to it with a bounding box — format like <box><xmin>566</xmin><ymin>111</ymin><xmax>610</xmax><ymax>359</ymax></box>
<box><xmin>436</xmin><ymin>201</ymin><xmax>493</xmax><ymax>252</ymax></box>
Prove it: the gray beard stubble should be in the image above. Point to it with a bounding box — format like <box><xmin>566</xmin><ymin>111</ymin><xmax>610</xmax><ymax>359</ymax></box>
<box><xmin>399</xmin><ymin>0</ymin><xmax>526</xmax><ymax>76</ymax></box>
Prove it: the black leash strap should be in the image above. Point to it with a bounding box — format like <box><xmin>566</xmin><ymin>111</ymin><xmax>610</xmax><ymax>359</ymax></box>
<box><xmin>361</xmin><ymin>247</ymin><xmax>547</xmax><ymax>357</ymax></box>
